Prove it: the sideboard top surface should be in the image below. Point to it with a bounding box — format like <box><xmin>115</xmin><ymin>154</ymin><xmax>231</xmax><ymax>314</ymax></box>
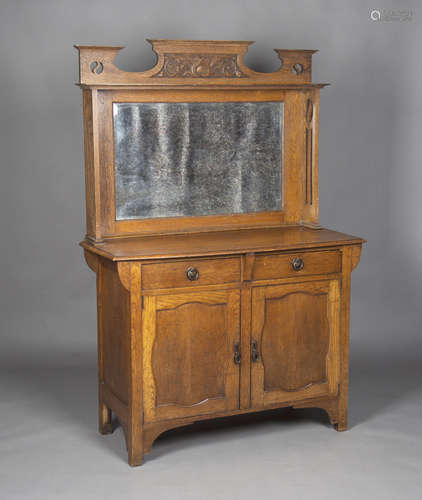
<box><xmin>80</xmin><ymin>226</ymin><xmax>364</xmax><ymax>261</ymax></box>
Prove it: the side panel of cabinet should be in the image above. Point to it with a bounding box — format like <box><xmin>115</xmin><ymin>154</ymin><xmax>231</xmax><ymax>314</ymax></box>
<box><xmin>251</xmin><ymin>280</ymin><xmax>340</xmax><ymax>407</ymax></box>
<box><xmin>143</xmin><ymin>289</ymin><xmax>241</xmax><ymax>422</ymax></box>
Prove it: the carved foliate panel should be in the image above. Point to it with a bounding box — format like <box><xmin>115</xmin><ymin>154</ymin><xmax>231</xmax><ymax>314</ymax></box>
<box><xmin>154</xmin><ymin>53</ymin><xmax>247</xmax><ymax>78</ymax></box>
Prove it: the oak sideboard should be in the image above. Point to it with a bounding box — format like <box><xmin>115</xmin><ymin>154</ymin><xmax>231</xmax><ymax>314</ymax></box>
<box><xmin>75</xmin><ymin>39</ymin><xmax>364</xmax><ymax>466</ymax></box>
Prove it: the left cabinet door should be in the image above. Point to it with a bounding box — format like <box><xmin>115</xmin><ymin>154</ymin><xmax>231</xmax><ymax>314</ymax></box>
<box><xmin>142</xmin><ymin>289</ymin><xmax>241</xmax><ymax>422</ymax></box>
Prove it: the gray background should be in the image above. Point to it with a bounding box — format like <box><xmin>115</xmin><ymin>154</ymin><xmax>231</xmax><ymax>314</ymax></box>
<box><xmin>1</xmin><ymin>0</ymin><xmax>421</xmax><ymax>498</ymax></box>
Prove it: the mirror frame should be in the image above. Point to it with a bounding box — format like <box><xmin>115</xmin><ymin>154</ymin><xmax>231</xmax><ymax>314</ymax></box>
<box><xmin>77</xmin><ymin>41</ymin><xmax>324</xmax><ymax>241</ymax></box>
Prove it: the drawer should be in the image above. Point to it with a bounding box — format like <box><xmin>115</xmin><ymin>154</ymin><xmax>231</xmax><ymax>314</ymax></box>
<box><xmin>142</xmin><ymin>257</ymin><xmax>241</xmax><ymax>290</ymax></box>
<box><xmin>252</xmin><ymin>250</ymin><xmax>341</xmax><ymax>281</ymax></box>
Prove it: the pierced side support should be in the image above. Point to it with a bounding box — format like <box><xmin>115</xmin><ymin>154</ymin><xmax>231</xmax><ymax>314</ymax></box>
<box><xmin>301</xmin><ymin>90</ymin><xmax>321</xmax><ymax>229</ymax></box>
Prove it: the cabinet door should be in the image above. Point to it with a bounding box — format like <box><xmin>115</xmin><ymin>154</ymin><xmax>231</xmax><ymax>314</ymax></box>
<box><xmin>143</xmin><ymin>289</ymin><xmax>240</xmax><ymax>422</ymax></box>
<box><xmin>251</xmin><ymin>280</ymin><xmax>340</xmax><ymax>407</ymax></box>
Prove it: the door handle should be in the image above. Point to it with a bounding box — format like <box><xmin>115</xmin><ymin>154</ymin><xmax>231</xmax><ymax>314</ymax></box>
<box><xmin>251</xmin><ymin>340</ymin><xmax>259</xmax><ymax>362</ymax></box>
<box><xmin>234</xmin><ymin>343</ymin><xmax>241</xmax><ymax>365</ymax></box>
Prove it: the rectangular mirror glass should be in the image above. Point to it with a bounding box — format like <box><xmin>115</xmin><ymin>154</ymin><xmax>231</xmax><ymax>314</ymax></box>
<box><xmin>113</xmin><ymin>102</ymin><xmax>283</xmax><ymax>220</ymax></box>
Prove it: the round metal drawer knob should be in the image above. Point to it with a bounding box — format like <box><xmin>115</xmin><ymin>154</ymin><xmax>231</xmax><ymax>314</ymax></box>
<box><xmin>291</xmin><ymin>257</ymin><xmax>304</xmax><ymax>271</ymax></box>
<box><xmin>186</xmin><ymin>267</ymin><xmax>199</xmax><ymax>281</ymax></box>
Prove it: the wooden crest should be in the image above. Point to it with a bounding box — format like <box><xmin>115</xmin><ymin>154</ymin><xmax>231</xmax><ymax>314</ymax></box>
<box><xmin>75</xmin><ymin>39</ymin><xmax>323</xmax><ymax>87</ymax></box>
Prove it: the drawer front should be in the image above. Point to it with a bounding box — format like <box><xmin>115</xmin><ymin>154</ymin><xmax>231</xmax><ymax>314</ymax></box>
<box><xmin>252</xmin><ymin>250</ymin><xmax>341</xmax><ymax>281</ymax></box>
<box><xmin>142</xmin><ymin>257</ymin><xmax>241</xmax><ymax>290</ymax></box>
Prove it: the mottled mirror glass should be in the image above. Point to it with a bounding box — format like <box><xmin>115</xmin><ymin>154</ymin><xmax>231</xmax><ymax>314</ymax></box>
<box><xmin>113</xmin><ymin>102</ymin><xmax>283</xmax><ymax>220</ymax></box>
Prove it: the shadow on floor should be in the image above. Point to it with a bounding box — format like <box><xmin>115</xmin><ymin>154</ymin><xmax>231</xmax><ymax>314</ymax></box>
<box><xmin>348</xmin><ymin>350</ymin><xmax>422</xmax><ymax>428</ymax></box>
<box><xmin>2</xmin><ymin>348</ymin><xmax>421</xmax><ymax>463</ymax></box>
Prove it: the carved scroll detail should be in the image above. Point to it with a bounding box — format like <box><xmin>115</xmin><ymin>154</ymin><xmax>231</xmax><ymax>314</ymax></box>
<box><xmin>117</xmin><ymin>261</ymin><xmax>131</xmax><ymax>291</ymax></box>
<box><xmin>83</xmin><ymin>249</ymin><xmax>98</xmax><ymax>273</ymax></box>
<box><xmin>351</xmin><ymin>245</ymin><xmax>362</xmax><ymax>271</ymax></box>
<box><xmin>154</xmin><ymin>54</ymin><xmax>247</xmax><ymax>78</ymax></box>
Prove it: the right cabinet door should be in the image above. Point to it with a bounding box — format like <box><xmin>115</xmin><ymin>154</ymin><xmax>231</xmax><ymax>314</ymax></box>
<box><xmin>251</xmin><ymin>280</ymin><xmax>340</xmax><ymax>407</ymax></box>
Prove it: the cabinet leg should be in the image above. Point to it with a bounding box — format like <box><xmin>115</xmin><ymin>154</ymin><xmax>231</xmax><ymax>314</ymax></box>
<box><xmin>335</xmin><ymin>411</ymin><xmax>348</xmax><ymax>432</ymax></box>
<box><xmin>126</xmin><ymin>410</ymin><xmax>144</xmax><ymax>466</ymax></box>
<box><xmin>99</xmin><ymin>401</ymin><xmax>113</xmax><ymax>435</ymax></box>
<box><xmin>127</xmin><ymin>428</ymin><xmax>144</xmax><ymax>467</ymax></box>
<box><xmin>335</xmin><ymin>370</ymin><xmax>349</xmax><ymax>431</ymax></box>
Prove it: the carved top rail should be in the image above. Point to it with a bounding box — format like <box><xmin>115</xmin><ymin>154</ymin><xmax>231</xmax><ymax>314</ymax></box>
<box><xmin>75</xmin><ymin>39</ymin><xmax>325</xmax><ymax>87</ymax></box>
